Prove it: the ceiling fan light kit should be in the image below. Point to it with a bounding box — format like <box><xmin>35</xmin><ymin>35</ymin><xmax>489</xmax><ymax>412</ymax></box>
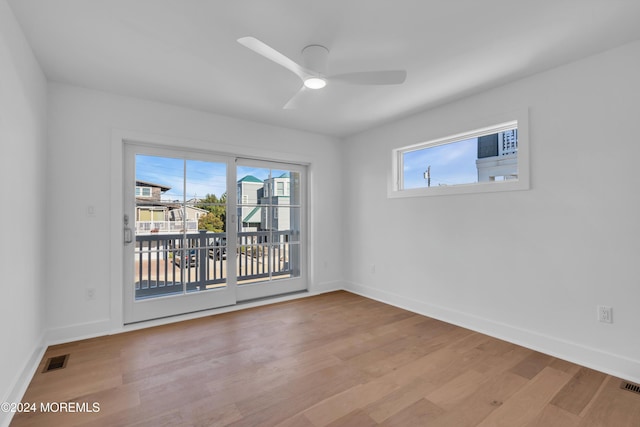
<box><xmin>237</xmin><ymin>36</ymin><xmax>406</xmax><ymax>108</ymax></box>
<box><xmin>303</xmin><ymin>77</ymin><xmax>327</xmax><ymax>89</ymax></box>
<box><xmin>301</xmin><ymin>44</ymin><xmax>328</xmax><ymax>89</ymax></box>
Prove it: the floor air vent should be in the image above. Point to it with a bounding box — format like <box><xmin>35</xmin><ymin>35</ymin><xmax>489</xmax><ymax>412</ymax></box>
<box><xmin>621</xmin><ymin>381</ymin><xmax>640</xmax><ymax>395</ymax></box>
<box><xmin>42</xmin><ymin>354</ymin><xmax>69</xmax><ymax>373</ymax></box>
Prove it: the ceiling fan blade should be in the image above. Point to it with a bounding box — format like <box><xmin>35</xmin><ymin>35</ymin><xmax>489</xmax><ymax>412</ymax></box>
<box><xmin>237</xmin><ymin>36</ymin><xmax>310</xmax><ymax>80</ymax></box>
<box><xmin>330</xmin><ymin>70</ymin><xmax>407</xmax><ymax>85</ymax></box>
<box><xmin>283</xmin><ymin>86</ymin><xmax>311</xmax><ymax>109</ymax></box>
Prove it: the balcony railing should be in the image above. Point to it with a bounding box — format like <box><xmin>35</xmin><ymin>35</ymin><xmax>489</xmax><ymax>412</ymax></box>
<box><xmin>135</xmin><ymin>220</ymin><xmax>199</xmax><ymax>234</ymax></box>
<box><xmin>498</xmin><ymin>129</ymin><xmax>518</xmax><ymax>156</ymax></box>
<box><xmin>134</xmin><ymin>230</ymin><xmax>299</xmax><ymax>299</ymax></box>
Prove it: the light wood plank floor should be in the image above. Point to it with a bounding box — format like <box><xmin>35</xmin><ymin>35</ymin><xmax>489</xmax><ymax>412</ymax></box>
<box><xmin>11</xmin><ymin>291</ymin><xmax>640</xmax><ymax>426</ymax></box>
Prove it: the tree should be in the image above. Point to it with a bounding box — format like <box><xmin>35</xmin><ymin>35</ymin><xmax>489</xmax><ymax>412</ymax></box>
<box><xmin>196</xmin><ymin>193</ymin><xmax>227</xmax><ymax>232</ymax></box>
<box><xmin>198</xmin><ymin>212</ymin><xmax>224</xmax><ymax>232</ymax></box>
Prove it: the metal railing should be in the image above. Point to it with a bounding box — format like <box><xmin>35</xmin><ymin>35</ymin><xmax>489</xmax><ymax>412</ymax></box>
<box><xmin>135</xmin><ymin>220</ymin><xmax>198</xmax><ymax>234</ymax></box>
<box><xmin>134</xmin><ymin>230</ymin><xmax>299</xmax><ymax>299</ymax></box>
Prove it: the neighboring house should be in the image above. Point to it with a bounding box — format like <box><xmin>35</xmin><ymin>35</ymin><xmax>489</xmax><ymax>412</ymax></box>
<box><xmin>237</xmin><ymin>173</ymin><xmax>293</xmax><ymax>232</ymax></box>
<box><xmin>135</xmin><ymin>180</ymin><xmax>205</xmax><ymax>233</ymax></box>
<box><xmin>476</xmin><ymin>129</ymin><xmax>518</xmax><ymax>182</ymax></box>
<box><xmin>168</xmin><ymin>205</ymin><xmax>209</xmax><ymax>224</ymax></box>
<box><xmin>237</xmin><ymin>175</ymin><xmax>264</xmax><ymax>231</ymax></box>
<box><xmin>135</xmin><ymin>180</ymin><xmax>171</xmax><ymax>232</ymax></box>
<box><xmin>261</xmin><ymin>172</ymin><xmax>291</xmax><ymax>232</ymax></box>
<box><xmin>138</xmin><ymin>174</ymin><xmax>294</xmax><ymax>234</ymax></box>
<box><xmin>135</xmin><ymin>180</ymin><xmax>170</xmax><ymax>202</ymax></box>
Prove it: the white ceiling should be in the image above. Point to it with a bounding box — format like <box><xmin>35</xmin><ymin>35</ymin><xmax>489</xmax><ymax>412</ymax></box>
<box><xmin>8</xmin><ymin>0</ymin><xmax>640</xmax><ymax>137</ymax></box>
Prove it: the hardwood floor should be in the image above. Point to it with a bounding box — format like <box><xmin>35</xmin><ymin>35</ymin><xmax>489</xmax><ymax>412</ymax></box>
<box><xmin>10</xmin><ymin>291</ymin><xmax>640</xmax><ymax>426</ymax></box>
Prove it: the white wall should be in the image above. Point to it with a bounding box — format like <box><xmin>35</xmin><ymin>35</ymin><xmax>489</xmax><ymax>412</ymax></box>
<box><xmin>343</xmin><ymin>39</ymin><xmax>640</xmax><ymax>382</ymax></box>
<box><xmin>0</xmin><ymin>0</ymin><xmax>47</xmax><ymax>420</ymax></box>
<box><xmin>45</xmin><ymin>83</ymin><xmax>344</xmax><ymax>340</ymax></box>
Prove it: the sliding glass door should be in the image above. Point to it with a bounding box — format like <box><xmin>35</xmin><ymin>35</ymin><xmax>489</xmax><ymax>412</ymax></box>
<box><xmin>123</xmin><ymin>144</ymin><xmax>236</xmax><ymax>323</ymax></box>
<box><xmin>236</xmin><ymin>160</ymin><xmax>306</xmax><ymax>301</ymax></box>
<box><xmin>123</xmin><ymin>144</ymin><xmax>306</xmax><ymax>323</ymax></box>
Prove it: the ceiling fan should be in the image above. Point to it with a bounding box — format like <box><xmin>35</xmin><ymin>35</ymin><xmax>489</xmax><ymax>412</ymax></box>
<box><xmin>237</xmin><ymin>36</ymin><xmax>407</xmax><ymax>109</ymax></box>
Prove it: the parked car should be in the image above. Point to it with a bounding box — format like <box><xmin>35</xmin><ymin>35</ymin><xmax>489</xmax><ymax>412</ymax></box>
<box><xmin>208</xmin><ymin>237</ymin><xmax>227</xmax><ymax>260</ymax></box>
<box><xmin>173</xmin><ymin>249</ymin><xmax>197</xmax><ymax>267</ymax></box>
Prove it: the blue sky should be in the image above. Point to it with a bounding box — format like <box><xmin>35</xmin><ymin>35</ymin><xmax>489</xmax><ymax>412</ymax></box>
<box><xmin>403</xmin><ymin>137</ymin><xmax>478</xmax><ymax>189</ymax></box>
<box><xmin>136</xmin><ymin>155</ymin><xmax>287</xmax><ymax>200</ymax></box>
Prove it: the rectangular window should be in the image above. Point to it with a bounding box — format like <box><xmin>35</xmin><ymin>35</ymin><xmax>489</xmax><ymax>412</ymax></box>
<box><xmin>277</xmin><ymin>182</ymin><xmax>284</xmax><ymax>196</ymax></box>
<box><xmin>135</xmin><ymin>186</ymin><xmax>152</xmax><ymax>197</ymax></box>
<box><xmin>390</xmin><ymin>112</ymin><xmax>529</xmax><ymax>197</ymax></box>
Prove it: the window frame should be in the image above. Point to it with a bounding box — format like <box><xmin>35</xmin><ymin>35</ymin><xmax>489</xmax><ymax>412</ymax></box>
<box><xmin>389</xmin><ymin>110</ymin><xmax>530</xmax><ymax>198</ymax></box>
<box><xmin>135</xmin><ymin>186</ymin><xmax>153</xmax><ymax>197</ymax></box>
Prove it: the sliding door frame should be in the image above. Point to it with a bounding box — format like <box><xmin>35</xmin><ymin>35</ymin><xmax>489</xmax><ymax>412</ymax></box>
<box><xmin>123</xmin><ymin>143</ymin><xmax>238</xmax><ymax>323</ymax></box>
<box><xmin>110</xmin><ymin>130</ymin><xmax>311</xmax><ymax>329</ymax></box>
<box><xmin>235</xmin><ymin>158</ymin><xmax>308</xmax><ymax>302</ymax></box>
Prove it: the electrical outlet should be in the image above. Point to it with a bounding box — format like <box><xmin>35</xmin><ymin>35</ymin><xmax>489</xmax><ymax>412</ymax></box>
<box><xmin>86</xmin><ymin>288</ymin><xmax>96</xmax><ymax>301</ymax></box>
<box><xmin>597</xmin><ymin>305</ymin><xmax>613</xmax><ymax>323</ymax></box>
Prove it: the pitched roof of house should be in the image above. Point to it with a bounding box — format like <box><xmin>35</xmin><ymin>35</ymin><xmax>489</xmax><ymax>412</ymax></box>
<box><xmin>136</xmin><ymin>180</ymin><xmax>171</xmax><ymax>192</ymax></box>
<box><xmin>238</xmin><ymin>175</ymin><xmax>262</xmax><ymax>184</ymax></box>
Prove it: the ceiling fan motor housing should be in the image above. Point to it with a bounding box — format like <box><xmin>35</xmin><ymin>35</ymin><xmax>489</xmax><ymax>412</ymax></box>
<box><xmin>302</xmin><ymin>45</ymin><xmax>329</xmax><ymax>75</ymax></box>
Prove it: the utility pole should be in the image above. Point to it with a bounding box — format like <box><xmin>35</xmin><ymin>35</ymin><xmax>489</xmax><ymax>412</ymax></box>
<box><xmin>424</xmin><ymin>165</ymin><xmax>431</xmax><ymax>187</ymax></box>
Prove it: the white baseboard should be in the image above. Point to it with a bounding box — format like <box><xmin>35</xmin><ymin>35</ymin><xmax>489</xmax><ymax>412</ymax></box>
<box><xmin>0</xmin><ymin>333</ymin><xmax>47</xmax><ymax>427</ymax></box>
<box><xmin>46</xmin><ymin>319</ymin><xmax>113</xmax><ymax>346</ymax></box>
<box><xmin>345</xmin><ymin>280</ymin><xmax>640</xmax><ymax>384</ymax></box>
<box><xmin>43</xmin><ymin>286</ymin><xmax>347</xmax><ymax>344</ymax></box>
<box><xmin>309</xmin><ymin>279</ymin><xmax>346</xmax><ymax>294</ymax></box>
